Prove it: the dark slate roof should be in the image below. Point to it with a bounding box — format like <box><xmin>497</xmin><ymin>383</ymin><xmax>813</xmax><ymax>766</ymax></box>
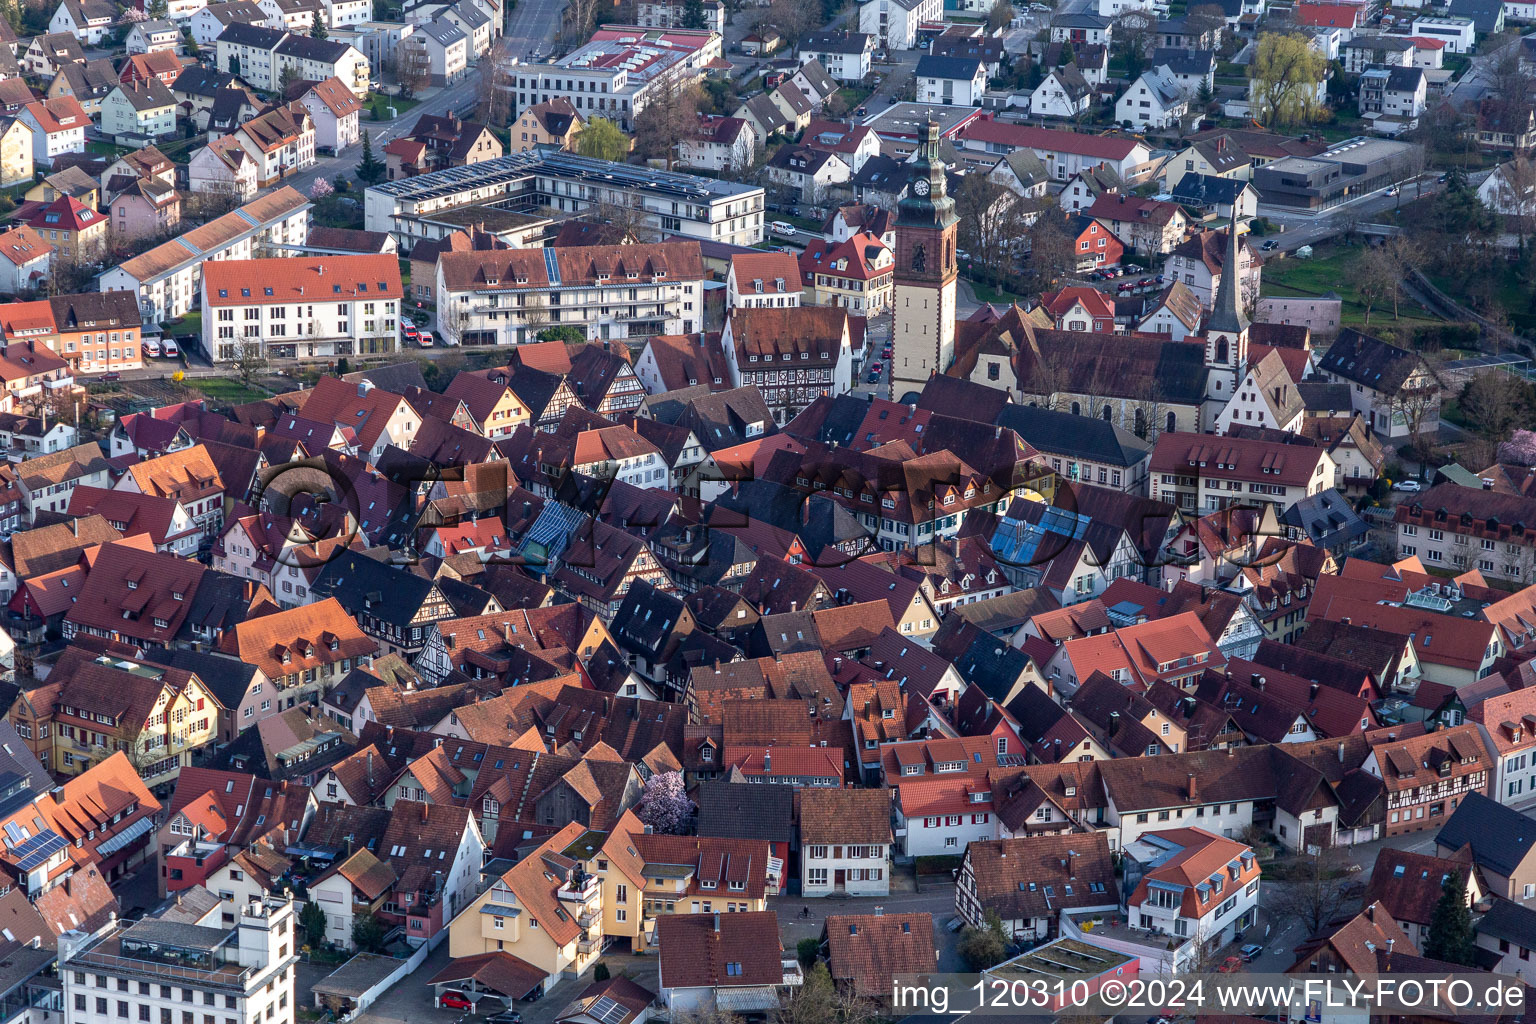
<box><xmin>1151</xmin><ymin>47</ymin><xmax>1215</xmax><ymax>77</ymax></box>
<box><xmin>1318</xmin><ymin>328</ymin><xmax>1425</xmax><ymax>394</ymax></box>
<box><xmin>0</xmin><ymin>720</ymin><xmax>51</xmax><ymax>803</ymax></box>
<box><xmin>1278</xmin><ymin>488</ymin><xmax>1369</xmax><ymax>551</ymax></box>
<box><xmin>312</xmin><ymin>553</ymin><xmax>493</xmax><ymax>628</ymax></box>
<box><xmin>341</xmin><ymin>362</ymin><xmax>429</xmax><ymax>394</ymax></box>
<box><xmin>1170</xmin><ymin>171</ymin><xmax>1250</xmax><ymax>206</ymax></box>
<box><xmin>216</xmin><ymin>22</ymin><xmax>285</xmax><ymax>47</ymax></box>
<box><xmin>851</xmin><ymin>154</ymin><xmax>906</xmax><ymax>192</ymax></box>
<box><xmin>149</xmin><ymin>649</ymin><xmax>258</xmax><ymax>711</ymax></box>
<box><xmin>800</xmin><ymin>29</ymin><xmax>871</xmax><ymax>53</ymax></box>
<box><xmin>995</xmin><ymin>404</ymin><xmax>1151</xmax><ymax>469</ymax></box>
<box><xmin>1297</xmin><ymin>380</ymin><xmax>1352</xmax><ymax>413</ymax></box>
<box><xmin>694</xmin><ymin>780</ymin><xmax>797</xmax><ymax>842</ymax></box>
<box><xmin>1448</xmin><ymin>0</ymin><xmax>1501</xmax><ymax>33</ymax></box>
<box><xmin>914</xmin><ymin>54</ymin><xmax>983</xmax><ymax>80</ymax></box>
<box><xmin>274</xmin><ymin>34</ymin><xmax>356</xmax><ymax>61</ymax></box>
<box><xmin>1434</xmin><ymin>792</ymin><xmax>1536</xmax><ymax>876</ymax></box>
<box><xmin>1474</xmin><ymin>899</ymin><xmax>1536</xmax><ymax>946</ymax></box>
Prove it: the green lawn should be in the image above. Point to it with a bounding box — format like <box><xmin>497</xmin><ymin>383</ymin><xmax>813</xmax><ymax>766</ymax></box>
<box><xmin>87</xmin><ymin>141</ymin><xmax>130</xmax><ymax>158</ymax></box>
<box><xmin>368</xmin><ymin>92</ymin><xmax>419</xmax><ymax>120</ymax></box>
<box><xmin>969</xmin><ymin>279</ymin><xmax>1024</xmax><ymax>305</ymax></box>
<box><xmin>835</xmin><ymin>86</ymin><xmax>871</xmax><ymax>112</ymax></box>
<box><xmin>1261</xmin><ymin>244</ymin><xmax>1446</xmax><ymax>332</ymax></box>
<box><xmin>190</xmin><ymin>377</ymin><xmax>271</xmax><ymax>405</ymax></box>
<box><xmin>163</xmin><ymin>311</ymin><xmax>202</xmax><ymax>337</ymax></box>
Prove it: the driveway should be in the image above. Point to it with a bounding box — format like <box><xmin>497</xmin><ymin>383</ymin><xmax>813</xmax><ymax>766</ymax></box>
<box><xmin>772</xmin><ymin>880</ymin><xmax>967</xmax><ymax>972</ymax></box>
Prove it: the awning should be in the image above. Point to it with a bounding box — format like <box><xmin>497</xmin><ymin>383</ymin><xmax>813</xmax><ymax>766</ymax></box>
<box><xmin>714</xmin><ymin>987</ymin><xmax>780</xmax><ymax>1012</ymax></box>
<box><xmin>97</xmin><ymin>816</ymin><xmax>155</xmax><ymax>856</ymax></box>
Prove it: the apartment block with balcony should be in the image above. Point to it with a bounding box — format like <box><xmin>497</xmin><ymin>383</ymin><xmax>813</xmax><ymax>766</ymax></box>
<box><xmin>201</xmin><ymin>254</ymin><xmax>401</xmax><ymax>362</ymax></box>
<box><xmin>1395</xmin><ymin>483</ymin><xmax>1536</xmax><ymax>587</ymax></box>
<box><xmin>62</xmin><ymin>895</ymin><xmax>298</xmax><ymax>1024</ymax></box>
<box><xmin>448</xmin><ymin>821</ymin><xmax>609</xmax><ymax>993</ymax></box>
<box><xmin>435</xmin><ymin>242</ymin><xmax>705</xmax><ymax>347</ymax></box>
<box><xmin>1150</xmin><ymin>432</ymin><xmax>1334</xmax><ymax>514</ymax></box>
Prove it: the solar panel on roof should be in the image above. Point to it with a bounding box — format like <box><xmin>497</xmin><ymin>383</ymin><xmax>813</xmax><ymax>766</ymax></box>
<box><xmin>13</xmin><ymin>829</ymin><xmax>65</xmax><ymax>871</ymax></box>
<box><xmin>590</xmin><ymin>997</ymin><xmax>629</xmax><ymax>1024</ymax></box>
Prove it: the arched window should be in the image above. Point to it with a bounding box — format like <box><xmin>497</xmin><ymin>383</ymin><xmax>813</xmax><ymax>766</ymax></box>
<box><xmin>1166</xmin><ymin>411</ymin><xmax>1177</xmax><ymax>434</ymax></box>
<box><xmin>1134</xmin><ymin>408</ymin><xmax>1147</xmax><ymax>438</ymax></box>
<box><xmin>1101</xmin><ymin>404</ymin><xmax>1112</xmax><ymax>421</ymax></box>
<box><xmin>1071</xmin><ymin>401</ymin><xmax>1081</xmax><ymax>416</ymax></box>
<box><xmin>1215</xmin><ymin>338</ymin><xmax>1229</xmax><ymax>365</ymax></box>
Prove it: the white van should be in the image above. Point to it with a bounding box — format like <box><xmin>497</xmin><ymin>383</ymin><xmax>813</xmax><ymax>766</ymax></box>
<box><xmin>770</xmin><ymin>220</ymin><xmax>797</xmax><ymax>237</ymax></box>
<box><xmin>143</xmin><ymin>339</ymin><xmax>162</xmax><ymax>357</ymax></box>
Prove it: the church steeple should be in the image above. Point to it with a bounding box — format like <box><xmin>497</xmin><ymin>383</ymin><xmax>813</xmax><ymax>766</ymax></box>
<box><xmin>1206</xmin><ymin>225</ymin><xmax>1249</xmax><ymax>337</ymax></box>
<box><xmin>889</xmin><ymin>119</ymin><xmax>960</xmax><ymax>401</ymax></box>
<box><xmin>1202</xmin><ymin>224</ymin><xmax>1249</xmax><ymax>411</ymax></box>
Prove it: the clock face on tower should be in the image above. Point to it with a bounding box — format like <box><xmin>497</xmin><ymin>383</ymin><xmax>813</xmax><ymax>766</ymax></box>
<box><xmin>914</xmin><ymin>179</ymin><xmax>930</xmax><ymax>196</ymax></box>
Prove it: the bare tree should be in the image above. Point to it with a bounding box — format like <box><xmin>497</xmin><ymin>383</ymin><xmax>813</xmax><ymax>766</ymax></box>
<box><xmin>228</xmin><ymin>339</ymin><xmax>269</xmax><ymax>388</ymax></box>
<box><xmin>594</xmin><ymin>192</ymin><xmax>656</xmax><ymax>241</ymax></box>
<box><xmin>1460</xmin><ymin>369</ymin><xmax>1536</xmax><ymax>467</ymax></box>
<box><xmin>475</xmin><ymin>39</ymin><xmax>518</xmax><ymax>128</ymax></box>
<box><xmin>1020</xmin><ymin>214</ymin><xmax>1077</xmax><ymax>292</ymax></box>
<box><xmin>634</xmin><ymin>78</ymin><xmax>699</xmax><ymax>169</ymax></box>
<box><xmin>765</xmin><ymin>0</ymin><xmax>815</xmax><ymax>45</ymax></box>
<box><xmin>1380</xmin><ymin>235</ymin><xmax>1424</xmax><ymax>320</ymax></box>
<box><xmin>1390</xmin><ymin>359</ymin><xmax>1444</xmax><ymax>468</ymax></box>
<box><xmin>1348</xmin><ymin>245</ymin><xmax>1395</xmax><ymax>326</ymax></box>
<box><xmin>1266</xmin><ymin>848</ymin><xmax>1366</xmax><ymax>938</ymax></box>
<box><xmin>398</xmin><ymin>37</ymin><xmax>431</xmax><ymax>99</ymax></box>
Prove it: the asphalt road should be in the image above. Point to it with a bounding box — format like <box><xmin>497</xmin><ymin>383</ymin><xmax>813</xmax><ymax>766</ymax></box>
<box><xmin>505</xmin><ymin>0</ymin><xmax>563</xmax><ymax>58</ymax></box>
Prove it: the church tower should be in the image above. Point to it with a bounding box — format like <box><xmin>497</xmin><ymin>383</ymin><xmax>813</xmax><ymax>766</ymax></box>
<box><xmin>890</xmin><ymin>119</ymin><xmax>960</xmax><ymax>402</ymax></box>
<box><xmin>1203</xmin><ymin>224</ymin><xmax>1250</xmax><ymax>403</ymax></box>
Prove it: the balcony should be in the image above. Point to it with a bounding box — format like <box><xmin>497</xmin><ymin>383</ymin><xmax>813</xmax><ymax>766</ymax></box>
<box><xmin>44</xmin><ymin>376</ymin><xmax>74</xmax><ymax>390</ymax></box>
<box><xmin>782</xmin><ymin>959</ymin><xmax>804</xmax><ymax>987</ymax></box>
<box><xmin>577</xmin><ymin>936</ymin><xmax>599</xmax><ymax>955</ymax></box>
<box><xmin>577</xmin><ymin>907</ymin><xmax>599</xmax><ymax>928</ymax></box>
<box><xmin>557</xmin><ymin>873</ymin><xmax>600</xmax><ymax>905</ymax></box>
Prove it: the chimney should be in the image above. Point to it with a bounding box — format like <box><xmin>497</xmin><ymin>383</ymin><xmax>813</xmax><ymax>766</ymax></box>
<box><xmin>874</xmin><ymin>905</ymin><xmax>884</xmax><ymax>916</ymax></box>
<box><xmin>1187</xmin><ymin>773</ymin><xmax>1197</xmax><ymax>802</ymax></box>
<box><xmin>421</xmin><ymin>802</ymin><xmax>428</xmax><ymax>823</ymax></box>
<box><xmin>1310</xmin><ymin>683</ymin><xmax>1320</xmax><ymax>700</ymax></box>
<box><xmin>762</xmin><ymin>751</ymin><xmax>771</xmax><ymax>773</ymax></box>
<box><xmin>1338</xmin><ymin>741</ymin><xmax>1346</xmax><ymax>763</ymax></box>
<box><xmin>713</xmin><ymin>912</ymin><xmax>721</xmax><ymax>933</ymax></box>
<box><xmin>367</xmin><ymin>749</ymin><xmax>373</xmax><ymax>781</ymax></box>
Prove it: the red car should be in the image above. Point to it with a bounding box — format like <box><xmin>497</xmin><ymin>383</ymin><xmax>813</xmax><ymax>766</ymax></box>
<box><xmin>440</xmin><ymin>992</ymin><xmax>473</xmax><ymax>1010</ymax></box>
<box><xmin>1218</xmin><ymin>956</ymin><xmax>1243</xmax><ymax>974</ymax></box>
<box><xmin>403</xmin><ymin>323</ymin><xmax>420</xmax><ymax>340</ymax></box>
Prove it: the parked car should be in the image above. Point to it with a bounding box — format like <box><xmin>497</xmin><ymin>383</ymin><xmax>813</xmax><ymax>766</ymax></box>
<box><xmin>866</xmin><ymin>371</ymin><xmax>880</xmax><ymax>384</ymax></box>
<box><xmin>161</xmin><ymin>339</ymin><xmax>179</xmax><ymax>357</ymax></box>
<box><xmin>439</xmin><ymin>993</ymin><xmax>473</xmax><ymax>1010</ymax></box>
<box><xmin>486</xmin><ymin>1013</ymin><xmax>523</xmax><ymax>1024</ymax></box>
<box><xmin>101</xmin><ymin>371</ymin><xmax>122</xmax><ymax>382</ymax></box>
<box><xmin>1261</xmin><ymin>239</ymin><xmax>1280</xmax><ymax>251</ymax></box>
<box><xmin>1385</xmin><ymin>185</ymin><xmax>1400</xmax><ymax>196</ymax></box>
<box><xmin>1392</xmin><ymin>479</ymin><xmax>1423</xmax><ymax>492</ymax></box>
<box><xmin>1218</xmin><ymin>956</ymin><xmax>1244</xmax><ymax>974</ymax></box>
<box><xmin>869</xmin><ymin>362</ymin><xmax>882</xmax><ymax>372</ymax></box>
<box><xmin>1240</xmin><ymin>943</ymin><xmax>1263</xmax><ymax>962</ymax></box>
<box><xmin>143</xmin><ymin>340</ymin><xmax>161</xmax><ymax>358</ymax></box>
<box><xmin>419</xmin><ymin>331</ymin><xmax>435</xmax><ymax>347</ymax></box>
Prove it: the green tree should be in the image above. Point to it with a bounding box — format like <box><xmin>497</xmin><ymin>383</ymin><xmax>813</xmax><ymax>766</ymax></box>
<box><xmin>351</xmin><ymin>912</ymin><xmax>388</xmax><ymax>953</ymax></box>
<box><xmin>576</xmin><ymin>117</ymin><xmax>630</xmax><ymax>162</ymax></box>
<box><xmin>310</xmin><ymin>15</ymin><xmax>328</xmax><ymax>37</ymax></box>
<box><xmin>356</xmin><ymin>130</ymin><xmax>385</xmax><ymax>185</ymax></box>
<box><xmin>279</xmin><ymin>63</ymin><xmax>301</xmax><ymax>93</ymax></box>
<box><xmin>796</xmin><ymin>937</ymin><xmax>820</xmax><ymax>968</ymax></box>
<box><xmin>299</xmin><ymin>902</ymin><xmax>328</xmax><ymax>947</ymax></box>
<box><xmin>958</xmin><ymin>909</ymin><xmax>1008</xmax><ymax>970</ymax></box>
<box><xmin>538</xmin><ymin>325</ymin><xmax>585</xmax><ymax>343</ymax></box>
<box><xmin>147</xmin><ymin>0</ymin><xmax>167</xmax><ymax>17</ymax></box>
<box><xmin>680</xmin><ymin>0</ymin><xmax>706</xmax><ymax>27</ymax></box>
<box><xmin>1424</xmin><ymin>872</ymin><xmax>1477</xmax><ymax>966</ymax></box>
<box><xmin>593</xmin><ymin>962</ymin><xmax>611</xmax><ymax>981</ymax></box>
<box><xmin>1249</xmin><ymin>32</ymin><xmax>1328</xmax><ymax>127</ymax></box>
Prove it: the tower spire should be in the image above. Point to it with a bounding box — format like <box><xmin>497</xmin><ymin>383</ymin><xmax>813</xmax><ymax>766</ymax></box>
<box><xmin>1206</xmin><ymin>225</ymin><xmax>1249</xmax><ymax>336</ymax></box>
